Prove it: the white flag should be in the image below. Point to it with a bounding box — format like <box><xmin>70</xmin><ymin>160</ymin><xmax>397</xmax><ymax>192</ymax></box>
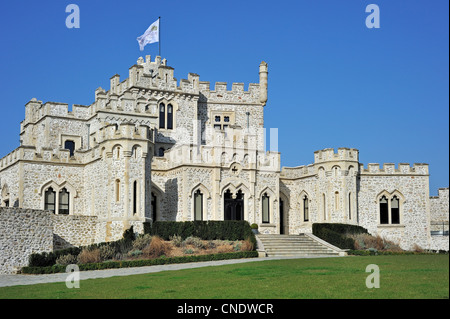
<box><xmin>137</xmin><ymin>18</ymin><xmax>159</xmax><ymax>51</ymax></box>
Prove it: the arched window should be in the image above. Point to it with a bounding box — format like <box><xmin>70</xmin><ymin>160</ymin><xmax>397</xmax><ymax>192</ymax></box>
<box><xmin>262</xmin><ymin>193</ymin><xmax>270</xmax><ymax>223</ymax></box>
<box><xmin>132</xmin><ymin>146</ymin><xmax>139</xmax><ymax>159</ymax></box>
<box><xmin>115</xmin><ymin>179</ymin><xmax>120</xmax><ymax>202</ymax></box>
<box><xmin>194</xmin><ymin>189</ymin><xmax>203</xmax><ymax>221</ymax></box>
<box><xmin>151</xmin><ymin>192</ymin><xmax>157</xmax><ymax>221</ymax></box>
<box><xmin>133</xmin><ymin>181</ymin><xmax>138</xmax><ymax>215</ymax></box>
<box><xmin>322</xmin><ymin>194</ymin><xmax>327</xmax><ymax>220</ymax></box>
<box><xmin>335</xmin><ymin>191</ymin><xmax>339</xmax><ymax>211</ymax></box>
<box><xmin>64</xmin><ymin>140</ymin><xmax>75</xmax><ymax>157</ymax></box>
<box><xmin>379</xmin><ymin>196</ymin><xmax>389</xmax><ymax>224</ymax></box>
<box><xmin>348</xmin><ymin>192</ymin><xmax>352</xmax><ymax>220</ymax></box>
<box><xmin>159</xmin><ymin>103</ymin><xmax>165</xmax><ymax>129</ymax></box>
<box><xmin>391</xmin><ymin>196</ymin><xmax>400</xmax><ymax>224</ymax></box>
<box><xmin>167</xmin><ymin>104</ymin><xmax>173</xmax><ymax>129</ymax></box>
<box><xmin>59</xmin><ymin>188</ymin><xmax>70</xmax><ymax>215</ymax></box>
<box><xmin>303</xmin><ymin>195</ymin><xmax>309</xmax><ymax>222</ymax></box>
<box><xmin>44</xmin><ymin>187</ymin><xmax>56</xmax><ymax>214</ymax></box>
<box><xmin>158</xmin><ymin>148</ymin><xmax>165</xmax><ymax>157</ymax></box>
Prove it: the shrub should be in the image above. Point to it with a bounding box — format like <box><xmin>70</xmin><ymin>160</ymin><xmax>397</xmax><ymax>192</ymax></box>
<box><xmin>142</xmin><ymin>236</ymin><xmax>170</xmax><ymax>258</ymax></box>
<box><xmin>241</xmin><ymin>237</ymin><xmax>255</xmax><ymax>252</ymax></box>
<box><xmin>216</xmin><ymin>244</ymin><xmax>233</xmax><ymax>254</ymax></box>
<box><xmin>122</xmin><ymin>226</ymin><xmax>136</xmax><ymax>242</ymax></box>
<box><xmin>207</xmin><ymin>241</ymin><xmax>216</xmax><ymax>249</ymax></box>
<box><xmin>55</xmin><ymin>254</ymin><xmax>78</xmax><ymax>266</ymax></box>
<box><xmin>132</xmin><ymin>234</ymin><xmax>152</xmax><ymax>251</ymax></box>
<box><xmin>250</xmin><ymin>223</ymin><xmax>258</xmax><ymax>229</ymax></box>
<box><xmin>99</xmin><ymin>244</ymin><xmax>116</xmax><ymax>261</ymax></box>
<box><xmin>184</xmin><ymin>236</ymin><xmax>205</xmax><ymax>249</ymax></box>
<box><xmin>183</xmin><ymin>248</ymin><xmax>194</xmax><ymax>255</ymax></box>
<box><xmin>349</xmin><ymin>233</ymin><xmax>404</xmax><ymax>252</ymax></box>
<box><xmin>170</xmin><ymin>234</ymin><xmax>183</xmax><ymax>247</ymax></box>
<box><xmin>312</xmin><ymin>223</ymin><xmax>368</xmax><ymax>249</ymax></box>
<box><xmin>77</xmin><ymin>248</ymin><xmax>101</xmax><ymax>264</ymax></box>
<box><xmin>128</xmin><ymin>250</ymin><xmax>143</xmax><ymax>258</ymax></box>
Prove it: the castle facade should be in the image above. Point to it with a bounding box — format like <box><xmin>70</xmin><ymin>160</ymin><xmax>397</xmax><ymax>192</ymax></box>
<box><xmin>0</xmin><ymin>56</ymin><xmax>448</xmax><ymax>252</ymax></box>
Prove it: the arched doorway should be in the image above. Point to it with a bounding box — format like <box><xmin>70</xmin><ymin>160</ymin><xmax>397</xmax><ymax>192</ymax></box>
<box><xmin>224</xmin><ymin>189</ymin><xmax>244</xmax><ymax>221</ymax></box>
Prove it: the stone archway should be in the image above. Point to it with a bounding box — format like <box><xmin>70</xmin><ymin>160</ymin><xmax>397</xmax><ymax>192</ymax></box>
<box><xmin>224</xmin><ymin>189</ymin><xmax>244</xmax><ymax>221</ymax></box>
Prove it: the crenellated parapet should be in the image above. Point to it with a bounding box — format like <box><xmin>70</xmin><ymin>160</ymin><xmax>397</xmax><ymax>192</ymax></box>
<box><xmin>93</xmin><ymin>122</ymin><xmax>151</xmax><ymax>146</ymax></box>
<box><xmin>359</xmin><ymin>162</ymin><xmax>429</xmax><ymax>175</ymax></box>
<box><xmin>280</xmin><ymin>164</ymin><xmax>316</xmax><ymax>179</ymax></box>
<box><xmin>101</xmin><ymin>55</ymin><xmax>200</xmax><ymax>101</ymax></box>
<box><xmin>198</xmin><ymin>81</ymin><xmax>261</xmax><ymax>105</ymax></box>
<box><xmin>314</xmin><ymin>148</ymin><xmax>359</xmax><ymax>164</ymax></box>
<box><xmin>22</xmin><ymin>99</ymin><xmax>91</xmax><ymax>129</ymax></box>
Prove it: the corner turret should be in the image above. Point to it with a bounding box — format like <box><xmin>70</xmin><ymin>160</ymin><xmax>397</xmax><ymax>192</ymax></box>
<box><xmin>259</xmin><ymin>61</ymin><xmax>268</xmax><ymax>106</ymax></box>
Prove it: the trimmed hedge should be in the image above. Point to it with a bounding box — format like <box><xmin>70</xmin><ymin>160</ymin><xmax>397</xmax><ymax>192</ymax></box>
<box><xmin>312</xmin><ymin>223</ymin><xmax>368</xmax><ymax>250</ymax></box>
<box><xmin>21</xmin><ymin>251</ymin><xmax>259</xmax><ymax>274</ymax></box>
<box><xmin>147</xmin><ymin>220</ymin><xmax>256</xmax><ymax>246</ymax></box>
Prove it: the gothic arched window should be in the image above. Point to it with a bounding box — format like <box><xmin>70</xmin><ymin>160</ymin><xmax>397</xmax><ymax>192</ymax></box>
<box><xmin>262</xmin><ymin>193</ymin><xmax>270</xmax><ymax>223</ymax></box>
<box><xmin>44</xmin><ymin>187</ymin><xmax>56</xmax><ymax>214</ymax></box>
<box><xmin>167</xmin><ymin>104</ymin><xmax>173</xmax><ymax>129</ymax></box>
<box><xmin>133</xmin><ymin>181</ymin><xmax>138</xmax><ymax>215</ymax></box>
<box><xmin>303</xmin><ymin>195</ymin><xmax>309</xmax><ymax>222</ymax></box>
<box><xmin>59</xmin><ymin>188</ymin><xmax>70</xmax><ymax>215</ymax></box>
<box><xmin>159</xmin><ymin>103</ymin><xmax>165</xmax><ymax>129</ymax></box>
<box><xmin>379</xmin><ymin>196</ymin><xmax>389</xmax><ymax>224</ymax></box>
<box><xmin>391</xmin><ymin>196</ymin><xmax>400</xmax><ymax>224</ymax></box>
<box><xmin>194</xmin><ymin>189</ymin><xmax>203</xmax><ymax>221</ymax></box>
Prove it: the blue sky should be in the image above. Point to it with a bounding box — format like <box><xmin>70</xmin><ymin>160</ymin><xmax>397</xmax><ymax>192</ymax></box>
<box><xmin>0</xmin><ymin>0</ymin><xmax>448</xmax><ymax>194</ymax></box>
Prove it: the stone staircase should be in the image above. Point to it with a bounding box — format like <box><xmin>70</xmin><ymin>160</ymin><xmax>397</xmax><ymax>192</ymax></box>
<box><xmin>256</xmin><ymin>233</ymin><xmax>346</xmax><ymax>257</ymax></box>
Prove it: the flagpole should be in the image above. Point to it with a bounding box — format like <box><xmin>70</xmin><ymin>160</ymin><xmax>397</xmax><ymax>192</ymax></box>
<box><xmin>158</xmin><ymin>16</ymin><xmax>161</xmax><ymax>57</ymax></box>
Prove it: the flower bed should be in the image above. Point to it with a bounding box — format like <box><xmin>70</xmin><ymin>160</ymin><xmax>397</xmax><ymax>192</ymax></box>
<box><xmin>23</xmin><ymin>230</ymin><xmax>258</xmax><ymax>274</ymax></box>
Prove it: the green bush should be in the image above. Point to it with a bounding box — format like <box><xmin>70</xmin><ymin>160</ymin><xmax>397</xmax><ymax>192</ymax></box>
<box><xmin>312</xmin><ymin>223</ymin><xmax>368</xmax><ymax>250</ymax></box>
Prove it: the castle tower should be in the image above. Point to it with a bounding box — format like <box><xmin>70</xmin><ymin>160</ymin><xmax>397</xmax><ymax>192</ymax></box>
<box><xmin>314</xmin><ymin>148</ymin><xmax>359</xmax><ymax>224</ymax></box>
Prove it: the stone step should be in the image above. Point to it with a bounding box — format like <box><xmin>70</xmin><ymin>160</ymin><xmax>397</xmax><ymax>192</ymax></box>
<box><xmin>256</xmin><ymin>234</ymin><xmax>343</xmax><ymax>257</ymax></box>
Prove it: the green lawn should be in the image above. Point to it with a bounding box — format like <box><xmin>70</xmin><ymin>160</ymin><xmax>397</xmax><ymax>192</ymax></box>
<box><xmin>0</xmin><ymin>255</ymin><xmax>448</xmax><ymax>299</ymax></box>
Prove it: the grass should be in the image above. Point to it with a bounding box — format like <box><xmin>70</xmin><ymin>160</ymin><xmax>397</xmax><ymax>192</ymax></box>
<box><xmin>0</xmin><ymin>255</ymin><xmax>448</xmax><ymax>299</ymax></box>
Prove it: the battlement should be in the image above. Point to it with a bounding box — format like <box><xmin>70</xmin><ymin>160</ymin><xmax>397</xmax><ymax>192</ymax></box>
<box><xmin>22</xmin><ymin>99</ymin><xmax>91</xmax><ymax>129</ymax></box>
<box><xmin>104</xmin><ymin>55</ymin><xmax>200</xmax><ymax>99</ymax></box>
<box><xmin>2</xmin><ymin>122</ymin><xmax>153</xmax><ymax>171</ymax></box>
<box><xmin>92</xmin><ymin>122</ymin><xmax>152</xmax><ymax>146</ymax></box>
<box><xmin>0</xmin><ymin>146</ymin><xmax>81</xmax><ymax>170</ymax></box>
<box><xmin>198</xmin><ymin>81</ymin><xmax>261</xmax><ymax>104</ymax></box>
<box><xmin>314</xmin><ymin>148</ymin><xmax>359</xmax><ymax>164</ymax></box>
<box><xmin>359</xmin><ymin>162</ymin><xmax>429</xmax><ymax>175</ymax></box>
<box><xmin>280</xmin><ymin>164</ymin><xmax>316</xmax><ymax>179</ymax></box>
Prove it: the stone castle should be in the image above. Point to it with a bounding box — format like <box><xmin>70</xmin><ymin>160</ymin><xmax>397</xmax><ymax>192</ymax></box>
<box><xmin>0</xmin><ymin>56</ymin><xmax>448</xmax><ymax>272</ymax></box>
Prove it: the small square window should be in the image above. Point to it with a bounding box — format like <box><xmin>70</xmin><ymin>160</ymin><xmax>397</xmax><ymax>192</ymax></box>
<box><xmin>224</xmin><ymin>116</ymin><xmax>230</xmax><ymax>122</ymax></box>
<box><xmin>214</xmin><ymin>124</ymin><xmax>222</xmax><ymax>130</ymax></box>
<box><xmin>215</xmin><ymin>116</ymin><xmax>221</xmax><ymax>122</ymax></box>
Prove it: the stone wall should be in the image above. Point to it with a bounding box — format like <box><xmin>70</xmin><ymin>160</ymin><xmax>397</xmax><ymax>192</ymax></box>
<box><xmin>52</xmin><ymin>215</ymin><xmax>98</xmax><ymax>250</ymax></box>
<box><xmin>357</xmin><ymin>173</ymin><xmax>430</xmax><ymax>250</ymax></box>
<box><xmin>0</xmin><ymin>208</ymin><xmax>53</xmax><ymax>274</ymax></box>
<box><xmin>430</xmin><ymin>188</ymin><xmax>449</xmax><ymax>222</ymax></box>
